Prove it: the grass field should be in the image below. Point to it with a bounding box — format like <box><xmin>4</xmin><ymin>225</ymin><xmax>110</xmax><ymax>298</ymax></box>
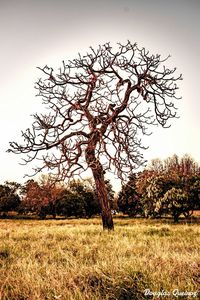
<box><xmin>0</xmin><ymin>217</ymin><xmax>199</xmax><ymax>299</ymax></box>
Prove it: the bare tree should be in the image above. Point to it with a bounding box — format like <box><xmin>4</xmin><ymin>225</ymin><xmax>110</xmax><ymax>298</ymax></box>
<box><xmin>8</xmin><ymin>41</ymin><xmax>182</xmax><ymax>230</ymax></box>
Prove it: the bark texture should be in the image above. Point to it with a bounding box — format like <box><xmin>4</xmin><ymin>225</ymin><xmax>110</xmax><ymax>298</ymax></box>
<box><xmin>86</xmin><ymin>139</ymin><xmax>114</xmax><ymax>230</ymax></box>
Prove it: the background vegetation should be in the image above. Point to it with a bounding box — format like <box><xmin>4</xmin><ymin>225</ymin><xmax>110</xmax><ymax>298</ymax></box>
<box><xmin>0</xmin><ymin>154</ymin><xmax>199</xmax><ymax>222</ymax></box>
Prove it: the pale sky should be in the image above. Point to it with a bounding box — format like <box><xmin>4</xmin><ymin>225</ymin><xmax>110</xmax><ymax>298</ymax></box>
<box><xmin>0</xmin><ymin>0</ymin><xmax>200</xmax><ymax>190</ymax></box>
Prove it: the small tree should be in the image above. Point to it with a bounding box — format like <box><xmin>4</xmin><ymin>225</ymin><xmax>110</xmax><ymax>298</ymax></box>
<box><xmin>163</xmin><ymin>154</ymin><xmax>200</xmax><ymax>176</ymax></box>
<box><xmin>190</xmin><ymin>175</ymin><xmax>200</xmax><ymax>209</ymax></box>
<box><xmin>140</xmin><ymin>175</ymin><xmax>165</xmax><ymax>218</ymax></box>
<box><xmin>21</xmin><ymin>176</ymin><xmax>63</xmax><ymax>218</ymax></box>
<box><xmin>38</xmin><ymin>174</ymin><xmax>64</xmax><ymax>218</ymax></box>
<box><xmin>137</xmin><ymin>166</ymin><xmax>199</xmax><ymax>221</ymax></box>
<box><xmin>117</xmin><ymin>174</ymin><xmax>142</xmax><ymax>216</ymax></box>
<box><xmin>161</xmin><ymin>187</ymin><xmax>189</xmax><ymax>222</ymax></box>
<box><xmin>67</xmin><ymin>179</ymin><xmax>100</xmax><ymax>217</ymax></box>
<box><xmin>21</xmin><ymin>180</ymin><xmax>45</xmax><ymax>218</ymax></box>
<box><xmin>182</xmin><ymin>174</ymin><xmax>200</xmax><ymax>214</ymax></box>
<box><xmin>146</xmin><ymin>155</ymin><xmax>200</xmax><ymax>220</ymax></box>
<box><xmin>0</xmin><ymin>182</ymin><xmax>21</xmax><ymax>216</ymax></box>
<box><xmin>56</xmin><ymin>188</ymin><xmax>86</xmax><ymax>218</ymax></box>
<box><xmin>8</xmin><ymin>41</ymin><xmax>181</xmax><ymax>229</ymax></box>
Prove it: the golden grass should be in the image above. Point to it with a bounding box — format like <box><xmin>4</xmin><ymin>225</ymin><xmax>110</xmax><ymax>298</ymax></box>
<box><xmin>0</xmin><ymin>217</ymin><xmax>199</xmax><ymax>299</ymax></box>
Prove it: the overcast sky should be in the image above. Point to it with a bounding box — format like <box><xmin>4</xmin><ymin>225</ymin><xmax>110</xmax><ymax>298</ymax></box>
<box><xmin>0</xmin><ymin>0</ymin><xmax>199</xmax><ymax>189</ymax></box>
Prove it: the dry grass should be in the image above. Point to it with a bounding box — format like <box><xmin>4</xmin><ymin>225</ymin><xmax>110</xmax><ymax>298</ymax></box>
<box><xmin>0</xmin><ymin>217</ymin><xmax>199</xmax><ymax>299</ymax></box>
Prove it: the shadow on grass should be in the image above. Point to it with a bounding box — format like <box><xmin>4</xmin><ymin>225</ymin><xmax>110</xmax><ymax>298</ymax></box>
<box><xmin>74</xmin><ymin>271</ymin><xmax>153</xmax><ymax>300</ymax></box>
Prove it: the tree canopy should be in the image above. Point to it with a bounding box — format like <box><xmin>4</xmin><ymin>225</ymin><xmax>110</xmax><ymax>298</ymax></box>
<box><xmin>8</xmin><ymin>41</ymin><xmax>182</xmax><ymax>229</ymax></box>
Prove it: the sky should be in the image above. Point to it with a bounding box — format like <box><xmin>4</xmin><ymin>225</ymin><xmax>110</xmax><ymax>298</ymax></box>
<box><xmin>0</xmin><ymin>0</ymin><xmax>200</xmax><ymax>191</ymax></box>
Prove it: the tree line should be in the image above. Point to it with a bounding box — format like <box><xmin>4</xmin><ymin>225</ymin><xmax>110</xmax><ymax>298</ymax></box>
<box><xmin>0</xmin><ymin>176</ymin><xmax>114</xmax><ymax>219</ymax></box>
<box><xmin>117</xmin><ymin>154</ymin><xmax>200</xmax><ymax>222</ymax></box>
<box><xmin>0</xmin><ymin>154</ymin><xmax>199</xmax><ymax>222</ymax></box>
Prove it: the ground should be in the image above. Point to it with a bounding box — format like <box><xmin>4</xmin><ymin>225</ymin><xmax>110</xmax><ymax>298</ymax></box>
<box><xmin>0</xmin><ymin>217</ymin><xmax>199</xmax><ymax>299</ymax></box>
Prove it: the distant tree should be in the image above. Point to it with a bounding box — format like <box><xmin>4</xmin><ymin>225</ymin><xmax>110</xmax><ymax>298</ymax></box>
<box><xmin>135</xmin><ymin>170</ymin><xmax>155</xmax><ymax>195</ymax></box>
<box><xmin>148</xmin><ymin>154</ymin><xmax>200</xmax><ymax>176</ymax></box>
<box><xmin>179</xmin><ymin>154</ymin><xmax>200</xmax><ymax>175</ymax></box>
<box><xmin>8</xmin><ymin>41</ymin><xmax>182</xmax><ymax>229</ymax></box>
<box><xmin>138</xmin><ymin>174</ymin><xmax>168</xmax><ymax>218</ymax></box>
<box><xmin>55</xmin><ymin>179</ymin><xmax>100</xmax><ymax>218</ymax></box>
<box><xmin>0</xmin><ymin>182</ymin><xmax>21</xmax><ymax>216</ymax></box>
<box><xmin>145</xmin><ymin>154</ymin><xmax>200</xmax><ymax>220</ymax></box>
<box><xmin>182</xmin><ymin>174</ymin><xmax>200</xmax><ymax>212</ymax></box>
<box><xmin>4</xmin><ymin>181</ymin><xmax>21</xmax><ymax>194</ymax></box>
<box><xmin>162</xmin><ymin>154</ymin><xmax>200</xmax><ymax>176</ymax></box>
<box><xmin>21</xmin><ymin>180</ymin><xmax>44</xmax><ymax>218</ymax></box>
<box><xmin>164</xmin><ymin>154</ymin><xmax>180</xmax><ymax>174</ymax></box>
<box><xmin>21</xmin><ymin>176</ymin><xmax>63</xmax><ymax>219</ymax></box>
<box><xmin>161</xmin><ymin>187</ymin><xmax>189</xmax><ymax>222</ymax></box>
<box><xmin>147</xmin><ymin>158</ymin><xmax>164</xmax><ymax>173</ymax></box>
<box><xmin>38</xmin><ymin>174</ymin><xmax>64</xmax><ymax>218</ymax></box>
<box><xmin>190</xmin><ymin>175</ymin><xmax>200</xmax><ymax>208</ymax></box>
<box><xmin>136</xmin><ymin>169</ymin><xmax>199</xmax><ymax>221</ymax></box>
<box><xmin>68</xmin><ymin>179</ymin><xmax>100</xmax><ymax>217</ymax></box>
<box><xmin>117</xmin><ymin>174</ymin><xmax>142</xmax><ymax>216</ymax></box>
<box><xmin>56</xmin><ymin>188</ymin><xmax>86</xmax><ymax>218</ymax></box>
<box><xmin>83</xmin><ymin>190</ymin><xmax>101</xmax><ymax>218</ymax></box>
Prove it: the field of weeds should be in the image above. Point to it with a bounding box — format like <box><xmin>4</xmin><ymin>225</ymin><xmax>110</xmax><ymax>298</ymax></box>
<box><xmin>0</xmin><ymin>217</ymin><xmax>199</xmax><ymax>299</ymax></box>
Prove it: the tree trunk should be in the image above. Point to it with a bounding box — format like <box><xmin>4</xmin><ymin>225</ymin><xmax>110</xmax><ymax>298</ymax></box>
<box><xmin>93</xmin><ymin>167</ymin><xmax>114</xmax><ymax>230</ymax></box>
<box><xmin>92</xmin><ymin>167</ymin><xmax>114</xmax><ymax>230</ymax></box>
<box><xmin>173</xmin><ymin>212</ymin><xmax>179</xmax><ymax>223</ymax></box>
<box><xmin>86</xmin><ymin>144</ymin><xmax>114</xmax><ymax>230</ymax></box>
<box><xmin>85</xmin><ymin>130</ymin><xmax>114</xmax><ymax>230</ymax></box>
